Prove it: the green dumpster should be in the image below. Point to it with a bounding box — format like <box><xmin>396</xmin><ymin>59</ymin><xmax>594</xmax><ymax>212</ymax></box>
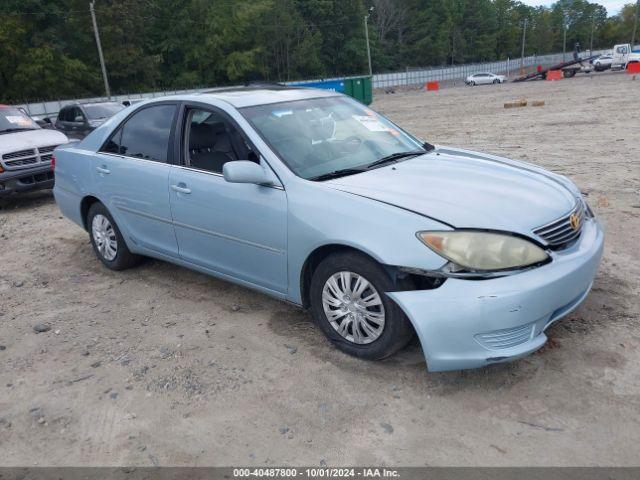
<box><xmin>344</xmin><ymin>76</ymin><xmax>373</xmax><ymax>105</ymax></box>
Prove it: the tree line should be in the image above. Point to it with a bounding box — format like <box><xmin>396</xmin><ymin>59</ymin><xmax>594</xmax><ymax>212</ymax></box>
<box><xmin>1</xmin><ymin>0</ymin><xmax>638</xmax><ymax>103</ymax></box>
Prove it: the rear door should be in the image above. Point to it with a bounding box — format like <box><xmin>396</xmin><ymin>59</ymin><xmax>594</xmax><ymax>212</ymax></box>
<box><xmin>93</xmin><ymin>102</ymin><xmax>179</xmax><ymax>257</ymax></box>
<box><xmin>168</xmin><ymin>103</ymin><xmax>288</xmax><ymax>294</ymax></box>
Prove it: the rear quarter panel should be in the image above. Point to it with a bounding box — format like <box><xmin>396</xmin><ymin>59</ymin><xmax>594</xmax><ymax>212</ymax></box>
<box><xmin>53</xmin><ymin>146</ymin><xmax>96</xmax><ymax>229</ymax></box>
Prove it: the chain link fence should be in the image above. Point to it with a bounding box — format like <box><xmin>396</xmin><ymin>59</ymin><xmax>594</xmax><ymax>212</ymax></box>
<box><xmin>14</xmin><ymin>49</ymin><xmax>610</xmax><ymax>120</ymax></box>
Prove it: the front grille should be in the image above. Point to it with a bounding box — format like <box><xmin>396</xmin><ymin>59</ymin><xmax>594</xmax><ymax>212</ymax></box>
<box><xmin>533</xmin><ymin>201</ymin><xmax>584</xmax><ymax>248</ymax></box>
<box><xmin>1</xmin><ymin>145</ymin><xmax>60</xmax><ymax>170</ymax></box>
<box><xmin>37</xmin><ymin>145</ymin><xmax>58</xmax><ymax>154</ymax></box>
<box><xmin>3</xmin><ymin>149</ymin><xmax>35</xmax><ymax>160</ymax></box>
<box><xmin>6</xmin><ymin>157</ymin><xmax>38</xmax><ymax>167</ymax></box>
<box><xmin>475</xmin><ymin>323</ymin><xmax>535</xmax><ymax>350</ymax></box>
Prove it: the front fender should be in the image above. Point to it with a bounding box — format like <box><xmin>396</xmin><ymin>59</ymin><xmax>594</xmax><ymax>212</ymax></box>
<box><xmin>285</xmin><ymin>179</ymin><xmax>449</xmax><ymax>304</ymax></box>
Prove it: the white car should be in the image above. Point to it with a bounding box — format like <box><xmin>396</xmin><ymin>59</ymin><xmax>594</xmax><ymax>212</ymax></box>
<box><xmin>465</xmin><ymin>73</ymin><xmax>506</xmax><ymax>86</ymax></box>
<box><xmin>0</xmin><ymin>105</ymin><xmax>68</xmax><ymax>197</ymax></box>
<box><xmin>593</xmin><ymin>54</ymin><xmax>613</xmax><ymax>71</ymax></box>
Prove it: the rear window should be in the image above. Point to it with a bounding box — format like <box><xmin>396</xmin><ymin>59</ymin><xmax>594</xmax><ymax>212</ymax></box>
<box><xmin>0</xmin><ymin>107</ymin><xmax>39</xmax><ymax>133</ymax></box>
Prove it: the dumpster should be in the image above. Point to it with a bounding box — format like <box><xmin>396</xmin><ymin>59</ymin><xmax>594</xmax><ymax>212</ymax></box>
<box><xmin>290</xmin><ymin>76</ymin><xmax>373</xmax><ymax>105</ymax></box>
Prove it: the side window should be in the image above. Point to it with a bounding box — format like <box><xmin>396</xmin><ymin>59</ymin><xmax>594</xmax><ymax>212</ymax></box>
<box><xmin>101</xmin><ymin>105</ymin><xmax>176</xmax><ymax>162</ymax></box>
<box><xmin>72</xmin><ymin>107</ymin><xmax>84</xmax><ymax>122</ymax></box>
<box><xmin>185</xmin><ymin>108</ymin><xmax>257</xmax><ymax>174</ymax></box>
<box><xmin>60</xmin><ymin>107</ymin><xmax>72</xmax><ymax>122</ymax></box>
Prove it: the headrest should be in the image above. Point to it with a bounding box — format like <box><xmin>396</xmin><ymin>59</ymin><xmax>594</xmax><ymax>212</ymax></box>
<box><xmin>189</xmin><ymin>122</ymin><xmax>217</xmax><ymax>150</ymax></box>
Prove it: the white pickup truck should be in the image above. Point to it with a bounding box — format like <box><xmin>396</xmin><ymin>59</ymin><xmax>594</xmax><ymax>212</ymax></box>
<box><xmin>611</xmin><ymin>44</ymin><xmax>640</xmax><ymax>70</ymax></box>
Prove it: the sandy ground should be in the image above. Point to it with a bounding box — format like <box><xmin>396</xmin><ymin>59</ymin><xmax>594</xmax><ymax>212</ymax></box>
<box><xmin>0</xmin><ymin>71</ymin><xmax>639</xmax><ymax>467</ymax></box>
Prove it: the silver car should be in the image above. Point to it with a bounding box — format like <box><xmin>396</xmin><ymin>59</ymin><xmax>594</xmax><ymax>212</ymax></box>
<box><xmin>593</xmin><ymin>54</ymin><xmax>613</xmax><ymax>71</ymax></box>
<box><xmin>465</xmin><ymin>72</ymin><xmax>506</xmax><ymax>86</ymax></box>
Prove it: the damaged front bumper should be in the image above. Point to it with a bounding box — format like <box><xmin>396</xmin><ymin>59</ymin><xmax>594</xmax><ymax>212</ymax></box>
<box><xmin>388</xmin><ymin>218</ymin><xmax>604</xmax><ymax>372</ymax></box>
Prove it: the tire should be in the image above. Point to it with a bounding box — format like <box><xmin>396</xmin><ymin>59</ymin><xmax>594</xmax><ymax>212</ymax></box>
<box><xmin>471</xmin><ymin>81</ymin><xmax>476</xmax><ymax>86</ymax></box>
<box><xmin>493</xmin><ymin>79</ymin><xmax>499</xmax><ymax>84</ymax></box>
<box><xmin>87</xmin><ymin>202</ymin><xmax>140</xmax><ymax>270</ymax></box>
<box><xmin>309</xmin><ymin>251</ymin><xmax>414</xmax><ymax>360</ymax></box>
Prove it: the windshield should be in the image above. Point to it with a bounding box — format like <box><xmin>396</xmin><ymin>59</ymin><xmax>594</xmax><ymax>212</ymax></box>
<box><xmin>241</xmin><ymin>96</ymin><xmax>426</xmax><ymax>179</ymax></box>
<box><xmin>0</xmin><ymin>107</ymin><xmax>39</xmax><ymax>133</ymax></box>
<box><xmin>83</xmin><ymin>103</ymin><xmax>124</xmax><ymax>120</ymax></box>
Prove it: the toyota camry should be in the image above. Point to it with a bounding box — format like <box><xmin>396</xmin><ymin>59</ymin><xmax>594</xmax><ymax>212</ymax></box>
<box><xmin>53</xmin><ymin>86</ymin><xmax>603</xmax><ymax>372</ymax></box>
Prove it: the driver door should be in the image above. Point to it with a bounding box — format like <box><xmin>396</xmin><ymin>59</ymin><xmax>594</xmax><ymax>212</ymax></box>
<box><xmin>168</xmin><ymin>104</ymin><xmax>288</xmax><ymax>295</ymax></box>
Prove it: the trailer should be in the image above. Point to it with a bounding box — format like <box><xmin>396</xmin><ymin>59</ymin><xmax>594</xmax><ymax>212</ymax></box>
<box><xmin>513</xmin><ymin>55</ymin><xmax>598</xmax><ymax>82</ymax></box>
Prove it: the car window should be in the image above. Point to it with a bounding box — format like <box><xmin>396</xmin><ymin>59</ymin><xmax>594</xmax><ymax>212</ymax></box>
<box><xmin>0</xmin><ymin>107</ymin><xmax>39</xmax><ymax>132</ymax></box>
<box><xmin>184</xmin><ymin>108</ymin><xmax>256</xmax><ymax>174</ymax></box>
<box><xmin>59</xmin><ymin>107</ymin><xmax>71</xmax><ymax>122</ymax></box>
<box><xmin>84</xmin><ymin>103</ymin><xmax>124</xmax><ymax>120</ymax></box>
<box><xmin>72</xmin><ymin>107</ymin><xmax>84</xmax><ymax>122</ymax></box>
<box><xmin>100</xmin><ymin>104</ymin><xmax>176</xmax><ymax>163</ymax></box>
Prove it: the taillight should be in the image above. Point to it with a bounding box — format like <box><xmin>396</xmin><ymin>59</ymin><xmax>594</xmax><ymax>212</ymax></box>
<box><xmin>50</xmin><ymin>154</ymin><xmax>56</xmax><ymax>171</ymax></box>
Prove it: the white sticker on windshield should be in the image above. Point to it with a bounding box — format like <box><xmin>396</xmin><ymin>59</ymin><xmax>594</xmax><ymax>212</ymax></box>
<box><xmin>353</xmin><ymin>115</ymin><xmax>388</xmax><ymax>132</ymax></box>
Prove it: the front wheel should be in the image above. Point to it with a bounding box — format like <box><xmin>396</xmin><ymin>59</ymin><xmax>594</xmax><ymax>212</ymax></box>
<box><xmin>309</xmin><ymin>252</ymin><xmax>414</xmax><ymax>360</ymax></box>
<box><xmin>87</xmin><ymin>202</ymin><xmax>141</xmax><ymax>270</ymax></box>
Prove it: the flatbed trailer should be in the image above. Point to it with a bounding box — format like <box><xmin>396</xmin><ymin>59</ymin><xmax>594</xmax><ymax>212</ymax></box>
<box><xmin>513</xmin><ymin>55</ymin><xmax>598</xmax><ymax>82</ymax></box>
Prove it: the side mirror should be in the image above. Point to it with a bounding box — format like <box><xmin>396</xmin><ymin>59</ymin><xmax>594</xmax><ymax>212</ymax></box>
<box><xmin>223</xmin><ymin>161</ymin><xmax>278</xmax><ymax>186</ymax></box>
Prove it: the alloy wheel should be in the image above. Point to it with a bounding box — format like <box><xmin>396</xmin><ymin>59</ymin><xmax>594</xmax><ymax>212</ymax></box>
<box><xmin>321</xmin><ymin>271</ymin><xmax>385</xmax><ymax>344</ymax></box>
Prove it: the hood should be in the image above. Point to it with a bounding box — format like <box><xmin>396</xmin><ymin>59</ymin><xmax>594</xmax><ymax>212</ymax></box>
<box><xmin>0</xmin><ymin>129</ymin><xmax>69</xmax><ymax>154</ymax></box>
<box><xmin>325</xmin><ymin>146</ymin><xmax>579</xmax><ymax>237</ymax></box>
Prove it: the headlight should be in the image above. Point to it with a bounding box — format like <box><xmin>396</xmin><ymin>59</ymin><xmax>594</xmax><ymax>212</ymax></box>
<box><xmin>417</xmin><ymin>231</ymin><xmax>549</xmax><ymax>271</ymax></box>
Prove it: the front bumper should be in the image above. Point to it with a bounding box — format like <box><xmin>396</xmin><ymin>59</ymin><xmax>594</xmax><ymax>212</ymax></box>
<box><xmin>388</xmin><ymin>218</ymin><xmax>604</xmax><ymax>372</ymax></box>
<box><xmin>0</xmin><ymin>164</ymin><xmax>54</xmax><ymax>197</ymax></box>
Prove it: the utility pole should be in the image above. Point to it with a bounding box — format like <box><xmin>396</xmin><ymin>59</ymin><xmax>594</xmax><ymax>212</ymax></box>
<box><xmin>590</xmin><ymin>13</ymin><xmax>595</xmax><ymax>53</ymax></box>
<box><xmin>632</xmin><ymin>0</ymin><xmax>639</xmax><ymax>48</ymax></box>
<box><xmin>563</xmin><ymin>25</ymin><xmax>568</xmax><ymax>62</ymax></box>
<box><xmin>364</xmin><ymin>7</ymin><xmax>373</xmax><ymax>77</ymax></box>
<box><xmin>90</xmin><ymin>1</ymin><xmax>111</xmax><ymax>99</ymax></box>
<box><xmin>520</xmin><ymin>18</ymin><xmax>528</xmax><ymax>75</ymax></box>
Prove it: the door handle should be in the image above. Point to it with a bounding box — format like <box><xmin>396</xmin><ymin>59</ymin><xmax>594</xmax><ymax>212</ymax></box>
<box><xmin>96</xmin><ymin>166</ymin><xmax>110</xmax><ymax>175</ymax></box>
<box><xmin>171</xmin><ymin>184</ymin><xmax>191</xmax><ymax>194</ymax></box>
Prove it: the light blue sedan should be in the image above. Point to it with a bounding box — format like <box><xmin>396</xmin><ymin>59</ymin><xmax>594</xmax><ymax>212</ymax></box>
<box><xmin>53</xmin><ymin>86</ymin><xmax>604</xmax><ymax>372</ymax></box>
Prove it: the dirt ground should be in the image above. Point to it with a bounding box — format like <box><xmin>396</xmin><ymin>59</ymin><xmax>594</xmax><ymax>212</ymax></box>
<box><xmin>1</xmin><ymin>71</ymin><xmax>639</xmax><ymax>467</ymax></box>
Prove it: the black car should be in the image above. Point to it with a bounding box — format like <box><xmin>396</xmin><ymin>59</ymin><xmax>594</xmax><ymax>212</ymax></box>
<box><xmin>55</xmin><ymin>102</ymin><xmax>124</xmax><ymax>140</ymax></box>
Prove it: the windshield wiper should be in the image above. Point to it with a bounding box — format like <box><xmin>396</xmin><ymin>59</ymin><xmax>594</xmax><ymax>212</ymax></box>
<box><xmin>308</xmin><ymin>168</ymin><xmax>367</xmax><ymax>182</ymax></box>
<box><xmin>366</xmin><ymin>150</ymin><xmax>426</xmax><ymax>169</ymax></box>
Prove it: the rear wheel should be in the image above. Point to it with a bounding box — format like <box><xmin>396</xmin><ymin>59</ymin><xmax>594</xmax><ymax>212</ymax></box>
<box><xmin>87</xmin><ymin>202</ymin><xmax>140</xmax><ymax>270</ymax></box>
<box><xmin>309</xmin><ymin>252</ymin><xmax>414</xmax><ymax>360</ymax></box>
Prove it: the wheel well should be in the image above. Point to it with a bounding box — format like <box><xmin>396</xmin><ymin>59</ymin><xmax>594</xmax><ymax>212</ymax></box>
<box><xmin>80</xmin><ymin>196</ymin><xmax>100</xmax><ymax>230</ymax></box>
<box><xmin>300</xmin><ymin>245</ymin><xmax>381</xmax><ymax>309</ymax></box>
<box><xmin>299</xmin><ymin>244</ymin><xmax>442</xmax><ymax>309</ymax></box>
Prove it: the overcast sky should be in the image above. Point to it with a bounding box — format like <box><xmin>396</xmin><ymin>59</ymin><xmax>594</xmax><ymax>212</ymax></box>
<box><xmin>520</xmin><ymin>0</ymin><xmax>630</xmax><ymax>15</ymax></box>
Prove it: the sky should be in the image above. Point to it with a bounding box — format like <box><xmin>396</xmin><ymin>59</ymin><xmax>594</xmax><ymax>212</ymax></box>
<box><xmin>520</xmin><ymin>0</ymin><xmax>630</xmax><ymax>15</ymax></box>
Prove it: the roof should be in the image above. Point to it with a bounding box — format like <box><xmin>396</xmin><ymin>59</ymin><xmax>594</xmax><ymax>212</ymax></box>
<box><xmin>192</xmin><ymin>86</ymin><xmax>341</xmax><ymax>108</ymax></box>
<box><xmin>61</xmin><ymin>101</ymin><xmax>123</xmax><ymax>108</ymax></box>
